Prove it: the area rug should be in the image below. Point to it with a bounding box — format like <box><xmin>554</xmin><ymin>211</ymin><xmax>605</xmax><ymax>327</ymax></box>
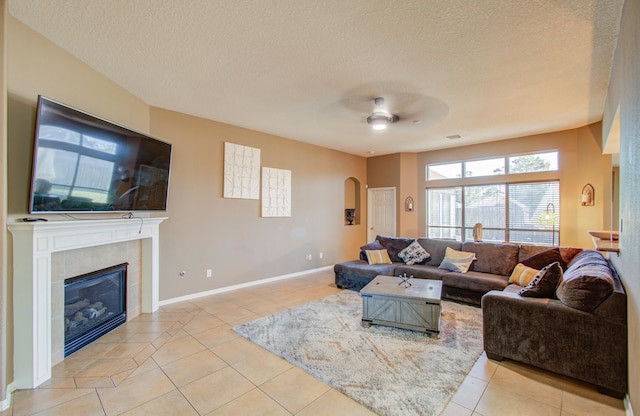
<box><xmin>233</xmin><ymin>290</ymin><xmax>484</xmax><ymax>416</ymax></box>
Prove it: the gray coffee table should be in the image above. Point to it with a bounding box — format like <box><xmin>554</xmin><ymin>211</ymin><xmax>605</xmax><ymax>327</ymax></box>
<box><xmin>361</xmin><ymin>275</ymin><xmax>443</xmax><ymax>333</ymax></box>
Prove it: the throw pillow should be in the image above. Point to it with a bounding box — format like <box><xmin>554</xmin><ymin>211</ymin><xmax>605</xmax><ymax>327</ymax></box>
<box><xmin>398</xmin><ymin>240</ymin><xmax>431</xmax><ymax>265</ymax></box>
<box><xmin>359</xmin><ymin>240</ymin><xmax>384</xmax><ymax>261</ymax></box>
<box><xmin>376</xmin><ymin>235</ymin><xmax>415</xmax><ymax>263</ymax></box>
<box><xmin>508</xmin><ymin>263</ymin><xmax>540</xmax><ymax>286</ymax></box>
<box><xmin>521</xmin><ymin>248</ymin><xmax>565</xmax><ymax>270</ymax></box>
<box><xmin>519</xmin><ymin>262</ymin><xmax>563</xmax><ymax>298</ymax></box>
<box><xmin>438</xmin><ymin>247</ymin><xmax>476</xmax><ymax>273</ymax></box>
<box><xmin>365</xmin><ymin>249</ymin><xmax>392</xmax><ymax>265</ymax></box>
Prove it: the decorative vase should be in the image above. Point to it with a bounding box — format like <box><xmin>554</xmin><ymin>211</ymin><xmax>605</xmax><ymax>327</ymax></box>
<box><xmin>345</xmin><ymin>208</ymin><xmax>355</xmax><ymax>225</ymax></box>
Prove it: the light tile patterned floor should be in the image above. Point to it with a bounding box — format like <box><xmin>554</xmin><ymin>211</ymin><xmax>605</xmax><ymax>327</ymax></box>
<box><xmin>2</xmin><ymin>270</ymin><xmax>626</xmax><ymax>415</ymax></box>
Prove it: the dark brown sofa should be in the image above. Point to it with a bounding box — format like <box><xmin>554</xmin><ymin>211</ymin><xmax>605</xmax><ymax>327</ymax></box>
<box><xmin>482</xmin><ymin>249</ymin><xmax>627</xmax><ymax>398</ymax></box>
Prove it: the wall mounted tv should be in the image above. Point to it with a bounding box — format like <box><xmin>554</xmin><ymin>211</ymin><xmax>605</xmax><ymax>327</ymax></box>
<box><xmin>29</xmin><ymin>96</ymin><xmax>172</xmax><ymax>214</ymax></box>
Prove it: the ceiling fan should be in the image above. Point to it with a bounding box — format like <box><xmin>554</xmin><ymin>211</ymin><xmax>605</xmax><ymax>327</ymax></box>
<box><xmin>366</xmin><ymin>97</ymin><xmax>399</xmax><ymax>131</ymax></box>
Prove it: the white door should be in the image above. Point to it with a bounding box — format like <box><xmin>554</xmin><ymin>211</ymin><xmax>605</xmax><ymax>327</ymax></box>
<box><xmin>367</xmin><ymin>187</ymin><xmax>396</xmax><ymax>241</ymax></box>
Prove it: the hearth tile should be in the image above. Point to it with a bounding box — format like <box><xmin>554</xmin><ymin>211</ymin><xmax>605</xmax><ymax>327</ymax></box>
<box><xmin>96</xmin><ymin>367</ymin><xmax>175</xmax><ymax>415</ymax></box>
<box><xmin>11</xmin><ymin>388</ymin><xmax>95</xmax><ymax>416</ymax></box>
<box><xmin>260</xmin><ymin>366</ymin><xmax>331</xmax><ymax>414</ymax></box>
<box><xmin>476</xmin><ymin>384</ymin><xmax>559</xmax><ymax>416</ymax></box>
<box><xmin>210</xmin><ymin>336</ymin><xmax>268</xmax><ymax>365</ymax></box>
<box><xmin>122</xmin><ymin>320</ymin><xmax>176</xmax><ymax>334</ymax></box>
<box><xmin>151</xmin><ymin>334</ymin><xmax>206</xmax><ymax>366</ymax></box>
<box><xmin>69</xmin><ymin>341</ymin><xmax>119</xmax><ymax>359</ymax></box>
<box><xmin>74</xmin><ymin>358</ymin><xmax>137</xmax><ymax>378</ymax></box>
<box><xmin>231</xmin><ymin>349</ymin><xmax>293</xmax><ymax>385</ymax></box>
<box><xmin>74</xmin><ymin>376</ymin><xmax>115</xmax><ymax>388</ymax></box>
<box><xmin>134</xmin><ymin>310</ymin><xmax>192</xmax><ymax>322</ymax></box>
<box><xmin>179</xmin><ymin>366</ymin><xmax>254</xmax><ymax>415</ymax></box>
<box><xmin>51</xmin><ymin>357</ymin><xmax>95</xmax><ymax>378</ymax></box>
<box><xmin>133</xmin><ymin>344</ymin><xmax>157</xmax><ymax>364</ymax></box>
<box><xmin>37</xmin><ymin>377</ymin><xmax>77</xmax><ymax>389</ymax></box>
<box><xmin>94</xmin><ymin>331</ymin><xmax>134</xmax><ymax>344</ymax></box>
<box><xmin>296</xmin><ymin>389</ymin><xmax>377</xmax><ymax>416</ymax></box>
<box><xmin>468</xmin><ymin>352</ymin><xmax>499</xmax><ymax>382</ymax></box>
<box><xmin>440</xmin><ymin>400</ymin><xmax>473</xmax><ymax>416</ymax></box>
<box><xmin>161</xmin><ymin>349</ymin><xmax>227</xmax><ymax>387</ymax></box>
<box><xmin>182</xmin><ymin>313</ymin><xmax>225</xmax><ymax>335</ymax></box>
<box><xmin>101</xmin><ymin>342</ymin><xmax>149</xmax><ymax>358</ymax></box>
<box><xmin>192</xmin><ymin>324</ymin><xmax>240</xmax><ymax>348</ymax></box>
<box><xmin>450</xmin><ymin>374</ymin><xmax>487</xmax><ymax>410</ymax></box>
<box><xmin>120</xmin><ymin>390</ymin><xmax>199</xmax><ymax>416</ymax></box>
<box><xmin>209</xmin><ymin>388</ymin><xmax>290</xmax><ymax>416</ymax></box>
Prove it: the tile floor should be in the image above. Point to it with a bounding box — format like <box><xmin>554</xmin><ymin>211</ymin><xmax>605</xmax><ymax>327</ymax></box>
<box><xmin>2</xmin><ymin>270</ymin><xmax>627</xmax><ymax>416</ymax></box>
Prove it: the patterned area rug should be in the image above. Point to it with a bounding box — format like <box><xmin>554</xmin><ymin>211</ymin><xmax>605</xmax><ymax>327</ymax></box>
<box><xmin>233</xmin><ymin>290</ymin><xmax>484</xmax><ymax>416</ymax></box>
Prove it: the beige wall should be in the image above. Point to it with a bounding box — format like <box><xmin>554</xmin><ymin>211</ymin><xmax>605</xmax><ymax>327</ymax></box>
<box><xmin>150</xmin><ymin>107</ymin><xmax>366</xmax><ymax>299</ymax></box>
<box><xmin>607</xmin><ymin>0</ymin><xmax>640</xmax><ymax>410</ymax></box>
<box><xmin>3</xmin><ymin>16</ymin><xmax>367</xmax><ymax>393</ymax></box>
<box><xmin>415</xmin><ymin>127</ymin><xmax>611</xmax><ymax>248</ymax></box>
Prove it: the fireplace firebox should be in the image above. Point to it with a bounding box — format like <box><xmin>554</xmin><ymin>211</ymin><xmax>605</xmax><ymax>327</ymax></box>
<box><xmin>64</xmin><ymin>263</ymin><xmax>128</xmax><ymax>357</ymax></box>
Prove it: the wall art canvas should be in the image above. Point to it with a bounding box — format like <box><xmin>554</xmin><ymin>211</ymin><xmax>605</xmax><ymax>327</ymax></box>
<box><xmin>261</xmin><ymin>167</ymin><xmax>291</xmax><ymax>217</ymax></box>
<box><xmin>223</xmin><ymin>142</ymin><xmax>260</xmax><ymax>199</ymax></box>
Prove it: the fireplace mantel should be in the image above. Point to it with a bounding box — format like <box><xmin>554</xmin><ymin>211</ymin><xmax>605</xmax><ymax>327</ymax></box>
<box><xmin>8</xmin><ymin>217</ymin><xmax>166</xmax><ymax>389</ymax></box>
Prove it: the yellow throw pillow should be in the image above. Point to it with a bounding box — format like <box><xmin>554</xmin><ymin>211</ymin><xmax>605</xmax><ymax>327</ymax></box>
<box><xmin>509</xmin><ymin>263</ymin><xmax>540</xmax><ymax>286</ymax></box>
<box><xmin>438</xmin><ymin>247</ymin><xmax>476</xmax><ymax>273</ymax></box>
<box><xmin>366</xmin><ymin>249</ymin><xmax>392</xmax><ymax>265</ymax></box>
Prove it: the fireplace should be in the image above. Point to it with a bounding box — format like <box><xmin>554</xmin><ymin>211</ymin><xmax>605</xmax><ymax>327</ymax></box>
<box><xmin>8</xmin><ymin>217</ymin><xmax>166</xmax><ymax>388</ymax></box>
<box><xmin>64</xmin><ymin>263</ymin><xmax>128</xmax><ymax>357</ymax></box>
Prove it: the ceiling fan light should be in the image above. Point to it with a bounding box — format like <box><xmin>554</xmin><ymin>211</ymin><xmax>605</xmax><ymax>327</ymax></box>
<box><xmin>370</xmin><ymin>119</ymin><xmax>389</xmax><ymax>130</ymax></box>
<box><xmin>367</xmin><ymin>112</ymin><xmax>397</xmax><ymax>130</ymax></box>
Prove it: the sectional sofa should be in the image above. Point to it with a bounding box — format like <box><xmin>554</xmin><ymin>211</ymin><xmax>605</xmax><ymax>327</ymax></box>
<box><xmin>334</xmin><ymin>235</ymin><xmax>628</xmax><ymax>397</ymax></box>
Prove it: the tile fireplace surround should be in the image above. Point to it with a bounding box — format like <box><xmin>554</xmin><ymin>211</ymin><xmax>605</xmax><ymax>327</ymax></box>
<box><xmin>8</xmin><ymin>217</ymin><xmax>166</xmax><ymax>389</ymax></box>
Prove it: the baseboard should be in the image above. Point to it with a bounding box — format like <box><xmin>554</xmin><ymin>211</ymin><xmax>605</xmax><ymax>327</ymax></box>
<box><xmin>625</xmin><ymin>394</ymin><xmax>635</xmax><ymax>416</ymax></box>
<box><xmin>159</xmin><ymin>265</ymin><xmax>334</xmax><ymax>306</ymax></box>
<box><xmin>0</xmin><ymin>382</ymin><xmax>15</xmax><ymax>411</ymax></box>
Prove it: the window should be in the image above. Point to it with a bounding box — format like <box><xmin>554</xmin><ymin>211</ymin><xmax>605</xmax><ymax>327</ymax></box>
<box><xmin>427</xmin><ymin>181</ymin><xmax>559</xmax><ymax>244</ymax></box>
<box><xmin>426</xmin><ymin>151</ymin><xmax>558</xmax><ymax>180</ymax></box>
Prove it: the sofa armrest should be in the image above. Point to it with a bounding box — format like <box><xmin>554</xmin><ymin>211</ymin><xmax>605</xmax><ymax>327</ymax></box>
<box><xmin>482</xmin><ymin>289</ymin><xmax>627</xmax><ymax>395</ymax></box>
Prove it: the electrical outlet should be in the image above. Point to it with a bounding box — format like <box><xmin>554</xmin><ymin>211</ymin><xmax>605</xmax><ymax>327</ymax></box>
<box><xmin>319</xmin><ymin>252</ymin><xmax>323</xmax><ymax>259</ymax></box>
<box><xmin>308</xmin><ymin>254</ymin><xmax>313</xmax><ymax>260</ymax></box>
<box><xmin>206</xmin><ymin>269</ymin><xmax>212</xmax><ymax>278</ymax></box>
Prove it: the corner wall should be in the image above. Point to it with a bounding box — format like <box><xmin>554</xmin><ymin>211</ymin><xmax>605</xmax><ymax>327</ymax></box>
<box><xmin>606</xmin><ymin>0</ymin><xmax>640</xmax><ymax>411</ymax></box>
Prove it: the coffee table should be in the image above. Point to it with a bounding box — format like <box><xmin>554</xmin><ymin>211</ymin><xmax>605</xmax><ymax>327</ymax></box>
<box><xmin>361</xmin><ymin>275</ymin><xmax>443</xmax><ymax>333</ymax></box>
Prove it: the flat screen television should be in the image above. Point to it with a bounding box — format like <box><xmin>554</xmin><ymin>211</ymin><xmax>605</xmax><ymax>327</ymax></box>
<box><xmin>29</xmin><ymin>96</ymin><xmax>172</xmax><ymax>214</ymax></box>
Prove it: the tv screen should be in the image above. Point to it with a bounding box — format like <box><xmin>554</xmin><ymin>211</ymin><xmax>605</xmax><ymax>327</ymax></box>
<box><xmin>29</xmin><ymin>96</ymin><xmax>172</xmax><ymax>214</ymax></box>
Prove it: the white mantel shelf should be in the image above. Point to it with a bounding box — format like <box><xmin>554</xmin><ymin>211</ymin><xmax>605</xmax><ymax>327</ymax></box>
<box><xmin>8</xmin><ymin>217</ymin><xmax>166</xmax><ymax>389</ymax></box>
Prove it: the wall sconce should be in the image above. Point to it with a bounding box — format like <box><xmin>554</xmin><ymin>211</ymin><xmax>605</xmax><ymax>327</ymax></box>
<box><xmin>405</xmin><ymin>196</ymin><xmax>414</xmax><ymax>212</ymax></box>
<box><xmin>345</xmin><ymin>208</ymin><xmax>355</xmax><ymax>225</ymax></box>
<box><xmin>581</xmin><ymin>184</ymin><xmax>594</xmax><ymax>206</ymax></box>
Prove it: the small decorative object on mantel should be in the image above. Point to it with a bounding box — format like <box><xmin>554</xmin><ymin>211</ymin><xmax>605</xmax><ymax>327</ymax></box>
<box><xmin>405</xmin><ymin>196</ymin><xmax>414</xmax><ymax>212</ymax></box>
<box><xmin>345</xmin><ymin>208</ymin><xmax>355</xmax><ymax>225</ymax></box>
<box><xmin>581</xmin><ymin>183</ymin><xmax>594</xmax><ymax>206</ymax></box>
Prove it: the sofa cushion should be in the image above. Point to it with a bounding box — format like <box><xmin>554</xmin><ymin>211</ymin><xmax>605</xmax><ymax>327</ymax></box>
<box><xmin>398</xmin><ymin>240</ymin><xmax>430</xmax><ymax>265</ymax></box>
<box><xmin>395</xmin><ymin>264</ymin><xmax>448</xmax><ymax>280</ymax></box>
<box><xmin>462</xmin><ymin>241</ymin><xmax>519</xmax><ymax>276</ymax></box>
<box><xmin>508</xmin><ymin>263</ymin><xmax>539</xmax><ymax>286</ymax></box>
<box><xmin>442</xmin><ymin>270</ymin><xmax>509</xmax><ymax>293</ymax></box>
<box><xmin>519</xmin><ymin>261</ymin><xmax>563</xmax><ymax>298</ymax></box>
<box><xmin>365</xmin><ymin>249</ymin><xmax>392</xmax><ymax>265</ymax></box>
<box><xmin>359</xmin><ymin>240</ymin><xmax>384</xmax><ymax>261</ymax></box>
<box><xmin>439</xmin><ymin>247</ymin><xmax>476</xmax><ymax>273</ymax></box>
<box><xmin>417</xmin><ymin>238</ymin><xmax>462</xmax><ymax>266</ymax></box>
<box><xmin>556</xmin><ymin>250</ymin><xmax>614</xmax><ymax>312</ymax></box>
<box><xmin>376</xmin><ymin>235</ymin><xmax>414</xmax><ymax>262</ymax></box>
<box><xmin>520</xmin><ymin>248</ymin><xmax>564</xmax><ymax>270</ymax></box>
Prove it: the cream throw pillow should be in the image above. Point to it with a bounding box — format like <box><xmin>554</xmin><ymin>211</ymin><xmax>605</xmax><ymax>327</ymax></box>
<box><xmin>366</xmin><ymin>249</ymin><xmax>392</xmax><ymax>265</ymax></box>
<box><xmin>509</xmin><ymin>263</ymin><xmax>540</xmax><ymax>286</ymax></box>
<box><xmin>438</xmin><ymin>247</ymin><xmax>476</xmax><ymax>273</ymax></box>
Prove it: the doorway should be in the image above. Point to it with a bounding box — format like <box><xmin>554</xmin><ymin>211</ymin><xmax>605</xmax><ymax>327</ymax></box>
<box><xmin>367</xmin><ymin>187</ymin><xmax>396</xmax><ymax>241</ymax></box>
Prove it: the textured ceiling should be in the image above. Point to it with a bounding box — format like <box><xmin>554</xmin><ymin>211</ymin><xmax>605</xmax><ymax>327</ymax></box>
<box><xmin>8</xmin><ymin>0</ymin><xmax>623</xmax><ymax>156</ymax></box>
